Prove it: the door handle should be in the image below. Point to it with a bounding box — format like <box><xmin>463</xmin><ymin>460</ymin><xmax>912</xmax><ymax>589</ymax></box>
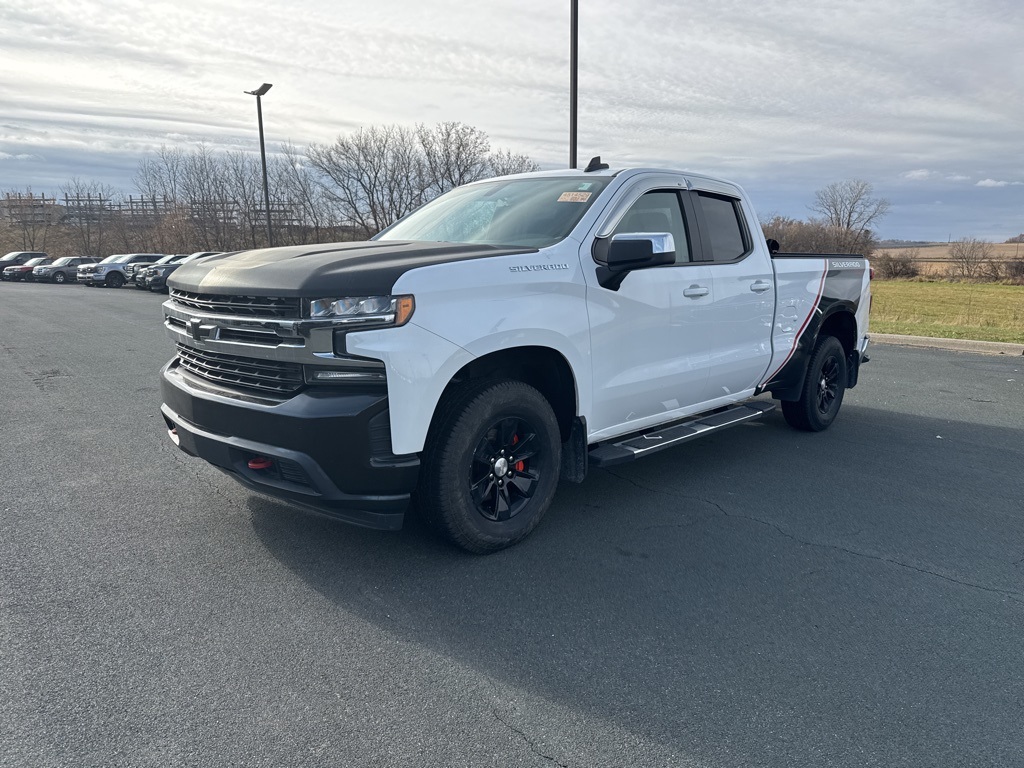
<box><xmin>750</xmin><ymin>280</ymin><xmax>773</xmax><ymax>293</ymax></box>
<box><xmin>683</xmin><ymin>285</ymin><xmax>709</xmax><ymax>298</ymax></box>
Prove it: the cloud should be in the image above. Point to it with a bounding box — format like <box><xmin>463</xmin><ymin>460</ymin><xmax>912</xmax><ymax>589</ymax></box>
<box><xmin>976</xmin><ymin>179</ymin><xmax>1022</xmax><ymax>188</ymax></box>
<box><xmin>1</xmin><ymin>0</ymin><xmax>1023</xmax><ymax>241</ymax></box>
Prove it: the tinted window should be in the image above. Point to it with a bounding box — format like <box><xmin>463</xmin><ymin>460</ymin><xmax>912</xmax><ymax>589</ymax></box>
<box><xmin>697</xmin><ymin>193</ymin><xmax>748</xmax><ymax>261</ymax></box>
<box><xmin>613</xmin><ymin>191</ymin><xmax>691</xmax><ymax>264</ymax></box>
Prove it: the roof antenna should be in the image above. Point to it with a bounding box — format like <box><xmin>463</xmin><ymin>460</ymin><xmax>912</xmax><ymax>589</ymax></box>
<box><xmin>584</xmin><ymin>155</ymin><xmax>609</xmax><ymax>172</ymax></box>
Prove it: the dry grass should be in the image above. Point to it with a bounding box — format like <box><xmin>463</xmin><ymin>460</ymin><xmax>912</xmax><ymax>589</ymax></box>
<box><xmin>870</xmin><ymin>280</ymin><xmax>1024</xmax><ymax>343</ymax></box>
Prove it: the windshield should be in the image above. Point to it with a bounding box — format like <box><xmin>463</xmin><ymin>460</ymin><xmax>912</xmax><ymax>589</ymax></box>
<box><xmin>375</xmin><ymin>177</ymin><xmax>611</xmax><ymax>248</ymax></box>
<box><xmin>1</xmin><ymin>252</ymin><xmax>25</xmax><ymax>262</ymax></box>
<box><xmin>25</xmin><ymin>258</ymin><xmax>48</xmax><ymax>266</ymax></box>
<box><xmin>155</xmin><ymin>254</ymin><xmax>179</xmax><ymax>265</ymax></box>
<box><xmin>100</xmin><ymin>254</ymin><xmax>128</xmax><ymax>264</ymax></box>
<box><xmin>52</xmin><ymin>257</ymin><xmax>74</xmax><ymax>266</ymax></box>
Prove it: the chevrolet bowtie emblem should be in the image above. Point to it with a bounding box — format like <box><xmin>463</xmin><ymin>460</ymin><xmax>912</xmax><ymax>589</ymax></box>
<box><xmin>187</xmin><ymin>317</ymin><xmax>213</xmax><ymax>341</ymax></box>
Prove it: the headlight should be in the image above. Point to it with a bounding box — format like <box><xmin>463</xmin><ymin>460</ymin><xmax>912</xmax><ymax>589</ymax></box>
<box><xmin>307</xmin><ymin>295</ymin><xmax>414</xmax><ymax>326</ymax></box>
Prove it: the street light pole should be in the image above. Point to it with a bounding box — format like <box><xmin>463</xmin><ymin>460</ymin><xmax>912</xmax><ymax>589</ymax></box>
<box><xmin>244</xmin><ymin>83</ymin><xmax>274</xmax><ymax>247</ymax></box>
<box><xmin>569</xmin><ymin>0</ymin><xmax>578</xmax><ymax>169</ymax></box>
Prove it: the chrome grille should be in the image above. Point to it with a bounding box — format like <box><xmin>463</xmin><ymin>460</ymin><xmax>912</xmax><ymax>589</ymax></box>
<box><xmin>170</xmin><ymin>290</ymin><xmax>301</xmax><ymax>318</ymax></box>
<box><xmin>175</xmin><ymin>343</ymin><xmax>304</xmax><ymax>395</ymax></box>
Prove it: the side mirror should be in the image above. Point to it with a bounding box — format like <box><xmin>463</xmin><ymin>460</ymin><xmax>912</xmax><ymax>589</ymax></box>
<box><xmin>595</xmin><ymin>232</ymin><xmax>675</xmax><ymax>290</ymax></box>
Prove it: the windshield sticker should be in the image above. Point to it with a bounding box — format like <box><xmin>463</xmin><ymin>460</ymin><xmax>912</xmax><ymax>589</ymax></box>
<box><xmin>576</xmin><ymin>183</ymin><xmax>593</xmax><ymax>190</ymax></box>
<box><xmin>558</xmin><ymin>191</ymin><xmax>592</xmax><ymax>203</ymax></box>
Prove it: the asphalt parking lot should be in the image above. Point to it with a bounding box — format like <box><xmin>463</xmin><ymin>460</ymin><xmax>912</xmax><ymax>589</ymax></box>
<box><xmin>2</xmin><ymin>282</ymin><xmax>1022</xmax><ymax>767</ymax></box>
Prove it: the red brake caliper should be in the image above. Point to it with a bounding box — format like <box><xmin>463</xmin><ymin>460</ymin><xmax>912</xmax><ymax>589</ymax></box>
<box><xmin>513</xmin><ymin>434</ymin><xmax>524</xmax><ymax>472</ymax></box>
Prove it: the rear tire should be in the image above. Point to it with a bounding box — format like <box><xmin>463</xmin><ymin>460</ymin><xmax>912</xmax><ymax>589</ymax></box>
<box><xmin>782</xmin><ymin>335</ymin><xmax>847</xmax><ymax>432</ymax></box>
<box><xmin>419</xmin><ymin>380</ymin><xmax>561</xmax><ymax>554</ymax></box>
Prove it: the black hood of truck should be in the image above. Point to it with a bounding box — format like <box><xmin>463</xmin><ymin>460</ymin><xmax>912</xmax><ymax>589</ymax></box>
<box><xmin>167</xmin><ymin>241</ymin><xmax>538</xmax><ymax>297</ymax></box>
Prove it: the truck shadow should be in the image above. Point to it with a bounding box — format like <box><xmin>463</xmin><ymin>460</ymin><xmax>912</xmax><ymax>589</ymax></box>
<box><xmin>247</xmin><ymin>404</ymin><xmax>1024</xmax><ymax>763</ymax></box>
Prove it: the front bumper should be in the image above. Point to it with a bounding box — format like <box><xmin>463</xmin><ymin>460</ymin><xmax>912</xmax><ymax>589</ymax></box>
<box><xmin>160</xmin><ymin>360</ymin><xmax>418</xmax><ymax>530</ymax></box>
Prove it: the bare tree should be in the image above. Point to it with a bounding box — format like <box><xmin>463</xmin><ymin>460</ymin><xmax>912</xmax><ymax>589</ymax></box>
<box><xmin>810</xmin><ymin>179</ymin><xmax>889</xmax><ymax>253</ymax></box>
<box><xmin>948</xmin><ymin>237</ymin><xmax>993</xmax><ymax>280</ymax></box>
<box><xmin>488</xmin><ymin>148</ymin><xmax>541</xmax><ymax>177</ymax></box>
<box><xmin>872</xmin><ymin>247</ymin><xmax>920</xmax><ymax>279</ymax></box>
<box><xmin>307</xmin><ymin>125</ymin><xmax>430</xmax><ymax>238</ymax></box>
<box><xmin>60</xmin><ymin>177</ymin><xmax>116</xmax><ymax>256</ymax></box>
<box><xmin>761</xmin><ymin>214</ymin><xmax>880</xmax><ymax>257</ymax></box>
<box><xmin>271</xmin><ymin>143</ymin><xmax>345</xmax><ymax>245</ymax></box>
<box><xmin>222</xmin><ymin>150</ymin><xmax>266</xmax><ymax>250</ymax></box>
<box><xmin>417</xmin><ymin>122</ymin><xmax>491</xmax><ymax>197</ymax></box>
<box><xmin>134</xmin><ymin>146</ymin><xmax>186</xmax><ymax>204</ymax></box>
<box><xmin>1</xmin><ymin>188</ymin><xmax>58</xmax><ymax>250</ymax></box>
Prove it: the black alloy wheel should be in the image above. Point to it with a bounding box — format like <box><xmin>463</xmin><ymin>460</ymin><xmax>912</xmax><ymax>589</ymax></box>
<box><xmin>469</xmin><ymin>416</ymin><xmax>542</xmax><ymax>522</ymax></box>
<box><xmin>106</xmin><ymin>272</ymin><xmax>125</xmax><ymax>289</ymax></box>
<box><xmin>419</xmin><ymin>380</ymin><xmax>562</xmax><ymax>553</ymax></box>
<box><xmin>781</xmin><ymin>335</ymin><xmax>848</xmax><ymax>432</ymax></box>
<box><xmin>816</xmin><ymin>354</ymin><xmax>841</xmax><ymax>415</ymax></box>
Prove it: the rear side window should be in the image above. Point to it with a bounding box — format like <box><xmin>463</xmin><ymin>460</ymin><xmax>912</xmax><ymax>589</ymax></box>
<box><xmin>696</xmin><ymin>193</ymin><xmax>749</xmax><ymax>262</ymax></box>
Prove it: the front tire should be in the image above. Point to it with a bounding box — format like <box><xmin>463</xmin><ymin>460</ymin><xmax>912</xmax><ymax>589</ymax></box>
<box><xmin>419</xmin><ymin>380</ymin><xmax>562</xmax><ymax>554</ymax></box>
<box><xmin>782</xmin><ymin>335</ymin><xmax>848</xmax><ymax>432</ymax></box>
<box><xmin>106</xmin><ymin>272</ymin><xmax>125</xmax><ymax>289</ymax></box>
<box><xmin>53</xmin><ymin>272</ymin><xmax>66</xmax><ymax>284</ymax></box>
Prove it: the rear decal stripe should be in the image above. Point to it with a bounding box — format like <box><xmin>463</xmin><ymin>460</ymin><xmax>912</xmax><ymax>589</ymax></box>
<box><xmin>765</xmin><ymin>259</ymin><xmax>827</xmax><ymax>383</ymax></box>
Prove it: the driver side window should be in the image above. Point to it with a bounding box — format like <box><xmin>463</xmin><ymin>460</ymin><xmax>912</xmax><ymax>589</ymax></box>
<box><xmin>613</xmin><ymin>191</ymin><xmax>691</xmax><ymax>264</ymax></box>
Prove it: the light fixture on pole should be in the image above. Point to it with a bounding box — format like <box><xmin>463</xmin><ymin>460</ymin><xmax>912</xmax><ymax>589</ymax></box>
<box><xmin>569</xmin><ymin>0</ymin><xmax>578</xmax><ymax>169</ymax></box>
<box><xmin>244</xmin><ymin>82</ymin><xmax>274</xmax><ymax>247</ymax></box>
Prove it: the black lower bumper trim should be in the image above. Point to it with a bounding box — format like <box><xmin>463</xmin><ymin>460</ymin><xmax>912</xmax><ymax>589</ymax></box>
<box><xmin>160</xmin><ymin>359</ymin><xmax>419</xmax><ymax>530</ymax></box>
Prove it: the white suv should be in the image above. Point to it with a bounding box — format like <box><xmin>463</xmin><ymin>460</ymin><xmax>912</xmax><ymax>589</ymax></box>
<box><xmin>78</xmin><ymin>253</ymin><xmax>164</xmax><ymax>288</ymax></box>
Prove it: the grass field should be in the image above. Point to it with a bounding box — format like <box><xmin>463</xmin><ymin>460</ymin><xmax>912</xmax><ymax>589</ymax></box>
<box><xmin>870</xmin><ymin>281</ymin><xmax>1024</xmax><ymax>343</ymax></box>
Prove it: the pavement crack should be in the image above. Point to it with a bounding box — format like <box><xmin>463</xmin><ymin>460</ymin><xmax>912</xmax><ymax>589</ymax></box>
<box><xmin>491</xmin><ymin>708</ymin><xmax>569</xmax><ymax>767</ymax></box>
<box><xmin>168</xmin><ymin>450</ymin><xmax>242</xmax><ymax>509</ymax></box>
<box><xmin>603</xmin><ymin>469</ymin><xmax>1024</xmax><ymax>603</ymax></box>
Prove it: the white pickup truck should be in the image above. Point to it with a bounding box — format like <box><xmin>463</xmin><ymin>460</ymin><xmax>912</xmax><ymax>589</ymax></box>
<box><xmin>160</xmin><ymin>161</ymin><xmax>871</xmax><ymax>552</ymax></box>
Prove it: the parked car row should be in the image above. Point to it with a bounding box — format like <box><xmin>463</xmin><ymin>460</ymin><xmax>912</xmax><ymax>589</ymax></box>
<box><xmin>0</xmin><ymin>251</ymin><xmax>220</xmax><ymax>291</ymax></box>
<box><xmin>134</xmin><ymin>252</ymin><xmax>219</xmax><ymax>292</ymax></box>
<box><xmin>1</xmin><ymin>251</ymin><xmax>55</xmax><ymax>281</ymax></box>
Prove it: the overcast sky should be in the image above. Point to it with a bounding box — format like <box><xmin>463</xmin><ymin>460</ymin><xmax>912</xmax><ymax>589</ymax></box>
<box><xmin>2</xmin><ymin>0</ymin><xmax>1022</xmax><ymax>241</ymax></box>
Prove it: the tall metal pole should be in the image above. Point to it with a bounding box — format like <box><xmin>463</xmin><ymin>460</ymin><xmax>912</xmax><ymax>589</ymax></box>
<box><xmin>254</xmin><ymin>94</ymin><xmax>273</xmax><ymax>247</ymax></box>
<box><xmin>570</xmin><ymin>0</ymin><xmax>578</xmax><ymax>169</ymax></box>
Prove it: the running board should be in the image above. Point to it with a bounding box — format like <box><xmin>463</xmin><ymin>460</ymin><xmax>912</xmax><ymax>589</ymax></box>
<box><xmin>589</xmin><ymin>401</ymin><xmax>776</xmax><ymax>467</ymax></box>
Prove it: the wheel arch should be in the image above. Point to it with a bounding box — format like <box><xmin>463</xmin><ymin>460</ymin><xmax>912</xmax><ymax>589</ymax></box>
<box><xmin>429</xmin><ymin>346</ymin><xmax>579</xmax><ymax>444</ymax></box>
<box><xmin>765</xmin><ymin>304</ymin><xmax>858</xmax><ymax>401</ymax></box>
<box><xmin>819</xmin><ymin>305</ymin><xmax>857</xmax><ymax>357</ymax></box>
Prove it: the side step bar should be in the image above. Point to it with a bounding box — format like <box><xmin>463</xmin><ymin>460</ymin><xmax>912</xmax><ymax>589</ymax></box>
<box><xmin>588</xmin><ymin>401</ymin><xmax>776</xmax><ymax>467</ymax></box>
